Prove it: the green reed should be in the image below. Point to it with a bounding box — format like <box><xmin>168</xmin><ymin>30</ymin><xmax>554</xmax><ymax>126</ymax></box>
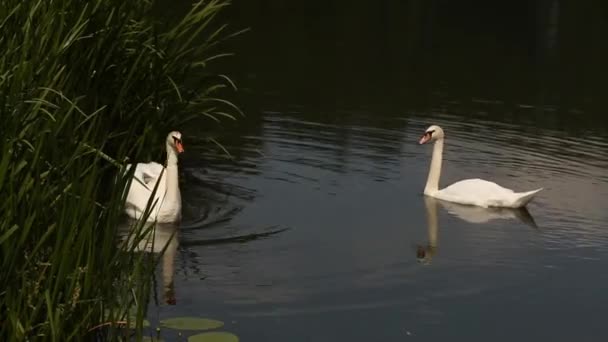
<box><xmin>0</xmin><ymin>0</ymin><xmax>240</xmax><ymax>340</ymax></box>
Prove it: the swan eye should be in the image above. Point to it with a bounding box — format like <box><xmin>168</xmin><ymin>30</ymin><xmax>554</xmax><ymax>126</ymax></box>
<box><xmin>172</xmin><ymin>136</ymin><xmax>181</xmax><ymax>144</ymax></box>
<box><xmin>426</xmin><ymin>130</ymin><xmax>434</xmax><ymax>137</ymax></box>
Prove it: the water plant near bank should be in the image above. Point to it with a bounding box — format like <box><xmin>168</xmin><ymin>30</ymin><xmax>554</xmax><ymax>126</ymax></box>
<box><xmin>0</xmin><ymin>0</ymin><xmax>241</xmax><ymax>340</ymax></box>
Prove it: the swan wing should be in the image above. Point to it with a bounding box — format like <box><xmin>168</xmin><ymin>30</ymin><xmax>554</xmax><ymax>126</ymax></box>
<box><xmin>139</xmin><ymin>162</ymin><xmax>164</xmax><ymax>179</ymax></box>
<box><xmin>436</xmin><ymin>178</ymin><xmax>541</xmax><ymax>208</ymax></box>
<box><xmin>128</xmin><ymin>162</ymin><xmax>164</xmax><ymax>186</ymax></box>
<box><xmin>124</xmin><ymin>165</ymin><xmax>167</xmax><ymax>220</ymax></box>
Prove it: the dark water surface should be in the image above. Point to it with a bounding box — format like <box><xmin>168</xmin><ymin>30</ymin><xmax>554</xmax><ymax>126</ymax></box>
<box><xmin>147</xmin><ymin>1</ymin><xmax>608</xmax><ymax>341</ymax></box>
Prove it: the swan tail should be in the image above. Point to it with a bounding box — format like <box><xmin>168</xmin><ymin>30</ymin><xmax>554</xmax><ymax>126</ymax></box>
<box><xmin>512</xmin><ymin>188</ymin><xmax>543</xmax><ymax>208</ymax></box>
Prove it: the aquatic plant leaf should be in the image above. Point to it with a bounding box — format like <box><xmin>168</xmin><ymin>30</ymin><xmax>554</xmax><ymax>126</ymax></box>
<box><xmin>160</xmin><ymin>317</ymin><xmax>224</xmax><ymax>331</ymax></box>
<box><xmin>188</xmin><ymin>332</ymin><xmax>239</xmax><ymax>342</ymax></box>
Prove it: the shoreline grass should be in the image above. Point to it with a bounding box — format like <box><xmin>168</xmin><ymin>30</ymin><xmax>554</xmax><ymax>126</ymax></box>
<box><xmin>0</xmin><ymin>0</ymin><xmax>241</xmax><ymax>340</ymax></box>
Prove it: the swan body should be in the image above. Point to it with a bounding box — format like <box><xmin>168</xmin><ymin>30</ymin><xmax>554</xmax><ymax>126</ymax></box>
<box><xmin>419</xmin><ymin>125</ymin><xmax>542</xmax><ymax>208</ymax></box>
<box><xmin>124</xmin><ymin>131</ymin><xmax>184</xmax><ymax>222</ymax></box>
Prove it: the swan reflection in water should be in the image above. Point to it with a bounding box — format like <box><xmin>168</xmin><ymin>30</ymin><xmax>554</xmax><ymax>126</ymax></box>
<box><xmin>117</xmin><ymin>220</ymin><xmax>178</xmax><ymax>305</ymax></box>
<box><xmin>417</xmin><ymin>196</ymin><xmax>538</xmax><ymax>264</ymax></box>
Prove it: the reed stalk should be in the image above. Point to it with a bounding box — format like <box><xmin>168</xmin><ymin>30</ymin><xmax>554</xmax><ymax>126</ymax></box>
<box><xmin>0</xmin><ymin>0</ymin><xmax>240</xmax><ymax>340</ymax></box>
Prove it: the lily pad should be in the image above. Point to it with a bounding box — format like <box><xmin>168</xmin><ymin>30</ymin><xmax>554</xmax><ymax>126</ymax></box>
<box><xmin>160</xmin><ymin>317</ymin><xmax>224</xmax><ymax>331</ymax></box>
<box><xmin>188</xmin><ymin>332</ymin><xmax>239</xmax><ymax>342</ymax></box>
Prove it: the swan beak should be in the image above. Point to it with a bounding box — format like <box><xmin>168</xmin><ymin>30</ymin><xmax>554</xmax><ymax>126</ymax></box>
<box><xmin>419</xmin><ymin>133</ymin><xmax>431</xmax><ymax>145</ymax></box>
<box><xmin>176</xmin><ymin>141</ymin><xmax>184</xmax><ymax>153</ymax></box>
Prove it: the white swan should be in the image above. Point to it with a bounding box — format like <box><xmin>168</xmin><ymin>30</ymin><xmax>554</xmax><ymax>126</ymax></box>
<box><xmin>124</xmin><ymin>131</ymin><xmax>184</xmax><ymax>222</ymax></box>
<box><xmin>419</xmin><ymin>125</ymin><xmax>542</xmax><ymax>208</ymax></box>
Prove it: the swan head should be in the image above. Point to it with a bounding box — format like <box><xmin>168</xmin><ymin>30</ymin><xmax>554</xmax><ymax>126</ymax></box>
<box><xmin>419</xmin><ymin>125</ymin><xmax>444</xmax><ymax>144</ymax></box>
<box><xmin>166</xmin><ymin>131</ymin><xmax>184</xmax><ymax>154</ymax></box>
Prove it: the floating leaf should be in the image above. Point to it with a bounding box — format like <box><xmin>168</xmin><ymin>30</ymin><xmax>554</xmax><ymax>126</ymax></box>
<box><xmin>188</xmin><ymin>332</ymin><xmax>239</xmax><ymax>342</ymax></box>
<box><xmin>160</xmin><ymin>317</ymin><xmax>224</xmax><ymax>331</ymax></box>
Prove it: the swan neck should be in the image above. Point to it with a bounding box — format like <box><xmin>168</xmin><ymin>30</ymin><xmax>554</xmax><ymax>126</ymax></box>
<box><xmin>164</xmin><ymin>149</ymin><xmax>179</xmax><ymax>191</ymax></box>
<box><xmin>160</xmin><ymin>147</ymin><xmax>180</xmax><ymax>220</ymax></box>
<box><xmin>166</xmin><ymin>146</ymin><xmax>178</xmax><ymax>165</ymax></box>
<box><xmin>424</xmin><ymin>139</ymin><xmax>443</xmax><ymax>194</ymax></box>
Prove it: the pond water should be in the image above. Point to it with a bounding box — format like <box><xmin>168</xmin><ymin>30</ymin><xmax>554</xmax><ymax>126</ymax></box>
<box><xmin>146</xmin><ymin>1</ymin><xmax>608</xmax><ymax>341</ymax></box>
